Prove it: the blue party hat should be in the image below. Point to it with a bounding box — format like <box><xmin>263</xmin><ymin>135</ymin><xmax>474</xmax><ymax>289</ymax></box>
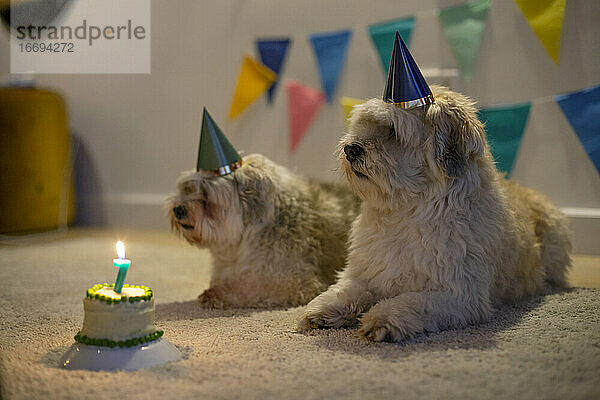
<box><xmin>383</xmin><ymin>32</ymin><xmax>434</xmax><ymax>109</ymax></box>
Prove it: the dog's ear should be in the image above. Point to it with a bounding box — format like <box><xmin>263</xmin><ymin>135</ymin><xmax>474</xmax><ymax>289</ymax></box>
<box><xmin>425</xmin><ymin>99</ymin><xmax>485</xmax><ymax>179</ymax></box>
<box><xmin>433</xmin><ymin>114</ymin><xmax>468</xmax><ymax>178</ymax></box>
<box><xmin>235</xmin><ymin>164</ymin><xmax>275</xmax><ymax>225</ymax></box>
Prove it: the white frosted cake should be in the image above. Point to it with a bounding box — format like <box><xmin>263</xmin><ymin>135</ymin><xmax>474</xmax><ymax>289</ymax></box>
<box><xmin>74</xmin><ymin>283</ymin><xmax>163</xmax><ymax>348</ymax></box>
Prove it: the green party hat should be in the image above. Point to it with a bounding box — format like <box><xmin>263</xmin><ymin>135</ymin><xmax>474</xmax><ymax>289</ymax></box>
<box><xmin>196</xmin><ymin>108</ymin><xmax>242</xmax><ymax>176</ymax></box>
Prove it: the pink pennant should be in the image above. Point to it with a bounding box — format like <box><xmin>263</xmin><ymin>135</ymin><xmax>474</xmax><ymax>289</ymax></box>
<box><xmin>286</xmin><ymin>80</ymin><xmax>326</xmax><ymax>154</ymax></box>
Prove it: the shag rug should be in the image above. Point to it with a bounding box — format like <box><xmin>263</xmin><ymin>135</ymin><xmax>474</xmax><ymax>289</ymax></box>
<box><xmin>1</xmin><ymin>232</ymin><xmax>599</xmax><ymax>400</ymax></box>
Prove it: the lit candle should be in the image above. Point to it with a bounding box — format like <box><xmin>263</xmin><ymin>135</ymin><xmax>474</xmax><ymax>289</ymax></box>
<box><xmin>113</xmin><ymin>241</ymin><xmax>131</xmax><ymax>294</ymax></box>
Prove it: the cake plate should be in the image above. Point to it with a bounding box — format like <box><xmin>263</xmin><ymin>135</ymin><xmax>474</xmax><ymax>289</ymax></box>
<box><xmin>60</xmin><ymin>338</ymin><xmax>181</xmax><ymax>371</ymax></box>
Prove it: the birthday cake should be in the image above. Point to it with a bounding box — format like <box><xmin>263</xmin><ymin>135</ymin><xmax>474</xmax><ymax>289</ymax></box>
<box><xmin>74</xmin><ymin>283</ymin><xmax>163</xmax><ymax>348</ymax></box>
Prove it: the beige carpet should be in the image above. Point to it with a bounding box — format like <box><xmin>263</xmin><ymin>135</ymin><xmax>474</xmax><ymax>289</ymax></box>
<box><xmin>1</xmin><ymin>231</ymin><xmax>599</xmax><ymax>400</ymax></box>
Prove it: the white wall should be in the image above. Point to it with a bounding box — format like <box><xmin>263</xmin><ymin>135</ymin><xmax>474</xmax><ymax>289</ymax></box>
<box><xmin>1</xmin><ymin>0</ymin><xmax>599</xmax><ymax>252</ymax></box>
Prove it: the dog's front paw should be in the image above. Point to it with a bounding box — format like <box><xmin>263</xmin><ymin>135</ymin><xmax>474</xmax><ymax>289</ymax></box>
<box><xmin>359</xmin><ymin>313</ymin><xmax>404</xmax><ymax>342</ymax></box>
<box><xmin>197</xmin><ymin>288</ymin><xmax>225</xmax><ymax>309</ymax></box>
<box><xmin>359</xmin><ymin>302</ymin><xmax>423</xmax><ymax>343</ymax></box>
<box><xmin>297</xmin><ymin>305</ymin><xmax>359</xmax><ymax>333</ymax></box>
<box><xmin>297</xmin><ymin>312</ymin><xmax>319</xmax><ymax>332</ymax></box>
<box><xmin>297</xmin><ymin>309</ymin><xmax>337</xmax><ymax>332</ymax></box>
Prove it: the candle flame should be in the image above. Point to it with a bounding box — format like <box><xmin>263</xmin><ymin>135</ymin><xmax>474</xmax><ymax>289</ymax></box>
<box><xmin>116</xmin><ymin>240</ymin><xmax>126</xmax><ymax>259</ymax></box>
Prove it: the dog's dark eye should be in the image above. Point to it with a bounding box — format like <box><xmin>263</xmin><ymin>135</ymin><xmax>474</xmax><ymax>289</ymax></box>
<box><xmin>389</xmin><ymin>125</ymin><xmax>396</xmax><ymax>139</ymax></box>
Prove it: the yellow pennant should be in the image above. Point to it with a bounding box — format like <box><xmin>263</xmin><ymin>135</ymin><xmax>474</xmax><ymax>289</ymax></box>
<box><xmin>340</xmin><ymin>96</ymin><xmax>363</xmax><ymax>125</ymax></box>
<box><xmin>514</xmin><ymin>0</ymin><xmax>566</xmax><ymax>64</ymax></box>
<box><xmin>228</xmin><ymin>55</ymin><xmax>276</xmax><ymax>120</ymax></box>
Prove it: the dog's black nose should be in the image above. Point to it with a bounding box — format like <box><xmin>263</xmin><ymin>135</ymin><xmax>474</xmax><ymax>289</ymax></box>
<box><xmin>344</xmin><ymin>143</ymin><xmax>364</xmax><ymax>162</ymax></box>
<box><xmin>173</xmin><ymin>205</ymin><xmax>187</xmax><ymax>220</ymax></box>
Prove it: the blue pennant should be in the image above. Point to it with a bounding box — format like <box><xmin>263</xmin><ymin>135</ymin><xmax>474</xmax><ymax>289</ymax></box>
<box><xmin>556</xmin><ymin>85</ymin><xmax>600</xmax><ymax>174</ymax></box>
<box><xmin>256</xmin><ymin>38</ymin><xmax>291</xmax><ymax>104</ymax></box>
<box><xmin>309</xmin><ymin>29</ymin><xmax>352</xmax><ymax>103</ymax></box>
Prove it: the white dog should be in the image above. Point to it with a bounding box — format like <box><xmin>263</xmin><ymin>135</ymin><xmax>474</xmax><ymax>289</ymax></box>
<box><xmin>168</xmin><ymin>153</ymin><xmax>360</xmax><ymax>308</ymax></box>
<box><xmin>298</xmin><ymin>85</ymin><xmax>572</xmax><ymax>342</ymax></box>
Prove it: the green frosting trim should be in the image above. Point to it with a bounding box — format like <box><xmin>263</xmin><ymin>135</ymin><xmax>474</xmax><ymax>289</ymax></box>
<box><xmin>74</xmin><ymin>330</ymin><xmax>164</xmax><ymax>348</ymax></box>
<box><xmin>85</xmin><ymin>283</ymin><xmax>153</xmax><ymax>304</ymax></box>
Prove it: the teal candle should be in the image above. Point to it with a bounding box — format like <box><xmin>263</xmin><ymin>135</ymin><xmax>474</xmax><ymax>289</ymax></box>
<box><xmin>113</xmin><ymin>241</ymin><xmax>131</xmax><ymax>294</ymax></box>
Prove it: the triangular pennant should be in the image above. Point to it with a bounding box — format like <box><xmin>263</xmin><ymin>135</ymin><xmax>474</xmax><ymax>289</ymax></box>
<box><xmin>340</xmin><ymin>96</ymin><xmax>363</xmax><ymax>125</ymax></box>
<box><xmin>555</xmin><ymin>85</ymin><xmax>600</xmax><ymax>174</ymax></box>
<box><xmin>439</xmin><ymin>0</ymin><xmax>491</xmax><ymax>82</ymax></box>
<box><xmin>477</xmin><ymin>102</ymin><xmax>531</xmax><ymax>176</ymax></box>
<box><xmin>228</xmin><ymin>55</ymin><xmax>276</xmax><ymax>120</ymax></box>
<box><xmin>286</xmin><ymin>80</ymin><xmax>325</xmax><ymax>154</ymax></box>
<box><xmin>256</xmin><ymin>38</ymin><xmax>291</xmax><ymax>104</ymax></box>
<box><xmin>514</xmin><ymin>0</ymin><xmax>565</xmax><ymax>64</ymax></box>
<box><xmin>368</xmin><ymin>17</ymin><xmax>415</xmax><ymax>76</ymax></box>
<box><xmin>309</xmin><ymin>29</ymin><xmax>352</xmax><ymax>103</ymax></box>
<box><xmin>197</xmin><ymin>108</ymin><xmax>242</xmax><ymax>175</ymax></box>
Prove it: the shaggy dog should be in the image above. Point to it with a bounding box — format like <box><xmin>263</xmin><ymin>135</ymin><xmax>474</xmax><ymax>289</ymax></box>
<box><xmin>298</xmin><ymin>85</ymin><xmax>572</xmax><ymax>342</ymax></box>
<box><xmin>168</xmin><ymin>153</ymin><xmax>360</xmax><ymax>308</ymax></box>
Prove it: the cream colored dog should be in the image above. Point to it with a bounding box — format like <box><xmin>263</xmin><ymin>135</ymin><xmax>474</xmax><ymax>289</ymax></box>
<box><xmin>168</xmin><ymin>153</ymin><xmax>360</xmax><ymax>308</ymax></box>
<box><xmin>298</xmin><ymin>85</ymin><xmax>572</xmax><ymax>341</ymax></box>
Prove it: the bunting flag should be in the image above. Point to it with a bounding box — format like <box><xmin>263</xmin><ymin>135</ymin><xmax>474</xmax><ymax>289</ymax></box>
<box><xmin>228</xmin><ymin>55</ymin><xmax>276</xmax><ymax>120</ymax></box>
<box><xmin>256</xmin><ymin>38</ymin><xmax>292</xmax><ymax>104</ymax></box>
<box><xmin>341</xmin><ymin>96</ymin><xmax>363</xmax><ymax>125</ymax></box>
<box><xmin>439</xmin><ymin>0</ymin><xmax>491</xmax><ymax>82</ymax></box>
<box><xmin>555</xmin><ymin>85</ymin><xmax>600</xmax><ymax>174</ymax></box>
<box><xmin>309</xmin><ymin>29</ymin><xmax>352</xmax><ymax>103</ymax></box>
<box><xmin>286</xmin><ymin>80</ymin><xmax>325</xmax><ymax>154</ymax></box>
<box><xmin>514</xmin><ymin>0</ymin><xmax>566</xmax><ymax>64</ymax></box>
<box><xmin>367</xmin><ymin>17</ymin><xmax>415</xmax><ymax>76</ymax></box>
<box><xmin>478</xmin><ymin>102</ymin><xmax>531</xmax><ymax>175</ymax></box>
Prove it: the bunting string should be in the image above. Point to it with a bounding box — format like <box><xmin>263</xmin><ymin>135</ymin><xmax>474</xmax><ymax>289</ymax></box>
<box><xmin>340</xmin><ymin>85</ymin><xmax>600</xmax><ymax>175</ymax></box>
<box><xmin>224</xmin><ymin>0</ymin><xmax>596</xmax><ymax>169</ymax></box>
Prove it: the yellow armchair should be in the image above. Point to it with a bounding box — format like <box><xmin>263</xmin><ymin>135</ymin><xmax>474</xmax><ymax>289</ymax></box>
<box><xmin>0</xmin><ymin>87</ymin><xmax>75</xmax><ymax>233</ymax></box>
